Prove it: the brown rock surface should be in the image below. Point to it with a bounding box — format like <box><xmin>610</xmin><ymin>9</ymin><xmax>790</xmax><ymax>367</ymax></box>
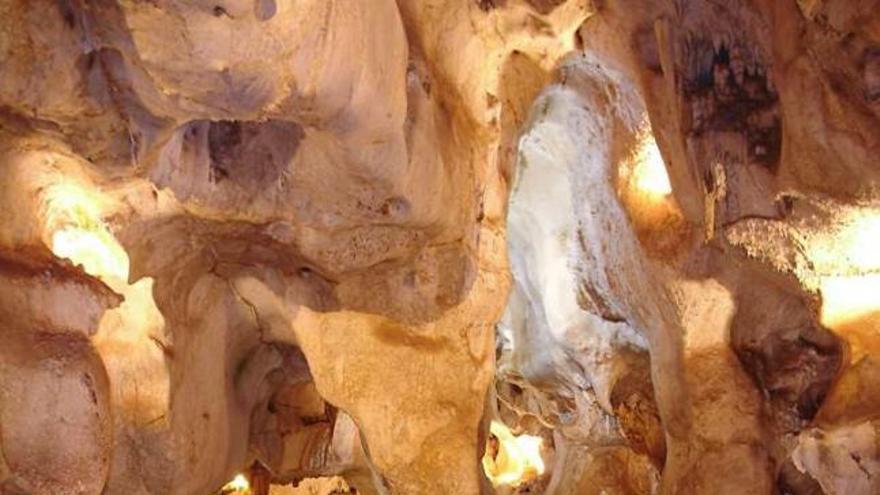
<box><xmin>0</xmin><ymin>1</ymin><xmax>878</xmax><ymax>494</ymax></box>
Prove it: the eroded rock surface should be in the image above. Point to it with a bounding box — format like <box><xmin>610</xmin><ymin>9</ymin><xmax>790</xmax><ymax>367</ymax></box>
<box><xmin>0</xmin><ymin>1</ymin><xmax>879</xmax><ymax>494</ymax></box>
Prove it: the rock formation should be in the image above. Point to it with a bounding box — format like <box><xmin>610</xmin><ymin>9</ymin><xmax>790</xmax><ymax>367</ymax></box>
<box><xmin>0</xmin><ymin>1</ymin><xmax>878</xmax><ymax>494</ymax></box>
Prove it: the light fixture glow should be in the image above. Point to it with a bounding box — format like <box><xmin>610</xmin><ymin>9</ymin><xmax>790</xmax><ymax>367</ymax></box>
<box><xmin>482</xmin><ymin>420</ymin><xmax>545</xmax><ymax>487</ymax></box>
<box><xmin>221</xmin><ymin>474</ymin><xmax>251</xmax><ymax>494</ymax></box>
<box><xmin>44</xmin><ymin>183</ymin><xmax>130</xmax><ymax>285</ymax></box>
<box><xmin>816</xmin><ymin>211</ymin><xmax>880</xmax><ymax>328</ymax></box>
<box><xmin>841</xmin><ymin>214</ymin><xmax>880</xmax><ymax>270</ymax></box>
<box><xmin>52</xmin><ymin>227</ymin><xmax>129</xmax><ymax>282</ymax></box>
<box><xmin>631</xmin><ymin>135</ymin><xmax>672</xmax><ymax>197</ymax></box>
<box><xmin>820</xmin><ymin>274</ymin><xmax>880</xmax><ymax>328</ymax></box>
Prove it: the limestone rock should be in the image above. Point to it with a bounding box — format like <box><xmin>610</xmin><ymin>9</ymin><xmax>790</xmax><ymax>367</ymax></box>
<box><xmin>0</xmin><ymin>1</ymin><xmax>879</xmax><ymax>494</ymax></box>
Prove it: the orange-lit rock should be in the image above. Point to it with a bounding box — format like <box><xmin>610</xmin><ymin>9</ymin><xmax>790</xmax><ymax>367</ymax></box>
<box><xmin>0</xmin><ymin>0</ymin><xmax>879</xmax><ymax>494</ymax></box>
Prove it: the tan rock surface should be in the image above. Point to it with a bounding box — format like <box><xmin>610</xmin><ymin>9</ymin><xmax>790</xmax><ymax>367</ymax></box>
<box><xmin>0</xmin><ymin>1</ymin><xmax>879</xmax><ymax>494</ymax></box>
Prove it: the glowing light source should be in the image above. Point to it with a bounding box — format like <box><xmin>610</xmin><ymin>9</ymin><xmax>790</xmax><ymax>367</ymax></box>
<box><xmin>631</xmin><ymin>135</ymin><xmax>672</xmax><ymax>197</ymax></box>
<box><xmin>820</xmin><ymin>274</ymin><xmax>880</xmax><ymax>328</ymax></box>
<box><xmin>482</xmin><ymin>421</ymin><xmax>545</xmax><ymax>487</ymax></box>
<box><xmin>844</xmin><ymin>215</ymin><xmax>880</xmax><ymax>270</ymax></box>
<box><xmin>221</xmin><ymin>474</ymin><xmax>251</xmax><ymax>494</ymax></box>
<box><xmin>43</xmin><ymin>183</ymin><xmax>104</xmax><ymax>227</ymax></box>
<box><xmin>816</xmin><ymin>211</ymin><xmax>880</xmax><ymax>328</ymax></box>
<box><xmin>52</xmin><ymin>228</ymin><xmax>129</xmax><ymax>282</ymax></box>
<box><xmin>44</xmin><ymin>183</ymin><xmax>129</xmax><ymax>285</ymax></box>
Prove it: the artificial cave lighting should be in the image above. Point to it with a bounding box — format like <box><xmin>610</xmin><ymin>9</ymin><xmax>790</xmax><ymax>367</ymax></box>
<box><xmin>44</xmin><ymin>182</ymin><xmax>130</xmax><ymax>285</ymax></box>
<box><xmin>220</xmin><ymin>474</ymin><xmax>251</xmax><ymax>494</ymax></box>
<box><xmin>482</xmin><ymin>420</ymin><xmax>546</xmax><ymax>488</ymax></box>
<box><xmin>819</xmin><ymin>270</ymin><xmax>880</xmax><ymax>379</ymax></box>
<box><xmin>43</xmin><ymin>182</ymin><xmax>105</xmax><ymax>227</ymax></box>
<box><xmin>630</xmin><ymin>133</ymin><xmax>672</xmax><ymax>199</ymax></box>
<box><xmin>815</xmin><ymin>211</ymin><xmax>880</xmax><ymax>329</ymax></box>
<box><xmin>51</xmin><ymin>227</ymin><xmax>130</xmax><ymax>283</ymax></box>
<box><xmin>841</xmin><ymin>214</ymin><xmax>880</xmax><ymax>271</ymax></box>
<box><xmin>615</xmin><ymin>127</ymin><xmax>684</xmax><ymax>237</ymax></box>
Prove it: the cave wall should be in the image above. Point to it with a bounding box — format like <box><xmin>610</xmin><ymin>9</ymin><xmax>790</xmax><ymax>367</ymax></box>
<box><xmin>0</xmin><ymin>1</ymin><xmax>582</xmax><ymax>494</ymax></box>
<box><xmin>500</xmin><ymin>1</ymin><xmax>880</xmax><ymax>494</ymax></box>
<box><xmin>0</xmin><ymin>0</ymin><xmax>879</xmax><ymax>494</ymax></box>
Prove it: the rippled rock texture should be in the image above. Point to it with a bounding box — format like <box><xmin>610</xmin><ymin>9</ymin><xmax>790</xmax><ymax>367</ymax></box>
<box><xmin>0</xmin><ymin>1</ymin><xmax>878</xmax><ymax>494</ymax></box>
